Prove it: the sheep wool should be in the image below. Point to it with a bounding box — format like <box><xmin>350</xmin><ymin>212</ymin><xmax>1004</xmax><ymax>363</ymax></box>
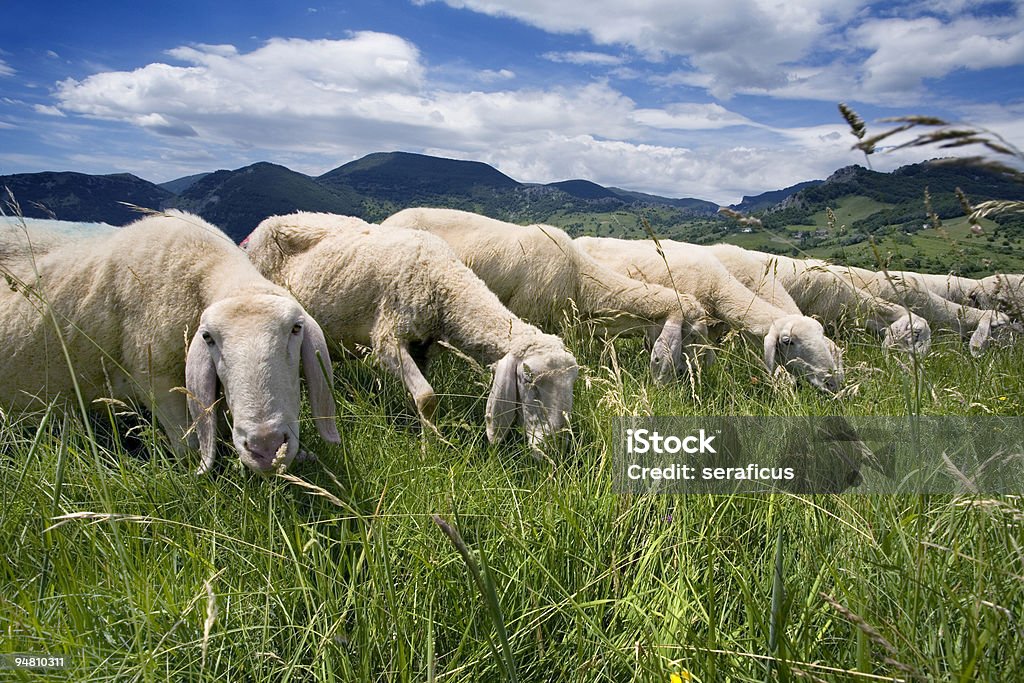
<box><xmin>574</xmin><ymin>236</ymin><xmax>845</xmax><ymax>394</ymax></box>
<box><xmin>243</xmin><ymin>212</ymin><xmax>578</xmax><ymax>452</ymax></box>
<box><xmin>381</xmin><ymin>207</ymin><xmax>712</xmax><ymax>384</ymax></box>
<box><xmin>0</xmin><ymin>210</ymin><xmax>339</xmax><ymax>474</ymax></box>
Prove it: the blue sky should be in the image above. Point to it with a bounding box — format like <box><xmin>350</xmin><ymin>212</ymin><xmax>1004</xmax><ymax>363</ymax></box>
<box><xmin>2</xmin><ymin>0</ymin><xmax>1023</xmax><ymax>204</ymax></box>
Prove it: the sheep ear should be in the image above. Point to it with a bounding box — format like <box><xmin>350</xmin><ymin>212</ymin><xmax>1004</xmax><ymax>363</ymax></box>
<box><xmin>185</xmin><ymin>331</ymin><xmax>218</xmax><ymax>474</ymax></box>
<box><xmin>650</xmin><ymin>320</ymin><xmax>683</xmax><ymax>382</ymax></box>
<box><xmin>486</xmin><ymin>353</ymin><xmax>519</xmax><ymax>444</ymax></box>
<box><xmin>300</xmin><ymin>314</ymin><xmax>340</xmax><ymax>443</ymax></box>
<box><xmin>969</xmin><ymin>313</ymin><xmax>993</xmax><ymax>357</ymax></box>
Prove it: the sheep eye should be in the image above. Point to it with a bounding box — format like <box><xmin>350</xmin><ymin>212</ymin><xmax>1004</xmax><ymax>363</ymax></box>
<box><xmin>202</xmin><ymin>331</ymin><xmax>215</xmax><ymax>346</ymax></box>
<box><xmin>291</xmin><ymin>322</ymin><xmax>304</xmax><ymax>335</ymax></box>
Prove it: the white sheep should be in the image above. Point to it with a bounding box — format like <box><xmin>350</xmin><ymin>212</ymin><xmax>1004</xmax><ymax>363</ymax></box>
<box><xmin>574</xmin><ymin>236</ymin><xmax>845</xmax><ymax>394</ymax></box>
<box><xmin>380</xmin><ymin>208</ymin><xmax>712</xmax><ymax>384</ymax></box>
<box><xmin>243</xmin><ymin>212</ymin><xmax>578</xmax><ymax>452</ymax></box>
<box><xmin>827</xmin><ymin>264</ymin><xmax>1015</xmax><ymax>356</ymax></box>
<box><xmin>706</xmin><ymin>245</ymin><xmax>933</xmax><ymax>356</ymax></box>
<box><xmin>967</xmin><ymin>273</ymin><xmax>1024</xmax><ymax>321</ymax></box>
<box><xmin>0</xmin><ymin>210</ymin><xmax>339</xmax><ymax>474</ymax></box>
<box><xmin>875</xmin><ymin>270</ymin><xmax>1022</xmax><ymax>323</ymax></box>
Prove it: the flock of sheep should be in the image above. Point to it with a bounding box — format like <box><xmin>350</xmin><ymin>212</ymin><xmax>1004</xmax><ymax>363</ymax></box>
<box><xmin>1</xmin><ymin>207</ymin><xmax>1021</xmax><ymax>473</ymax></box>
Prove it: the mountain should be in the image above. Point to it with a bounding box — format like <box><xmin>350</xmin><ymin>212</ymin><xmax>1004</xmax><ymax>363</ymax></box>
<box><xmin>167</xmin><ymin>162</ymin><xmax>364</xmax><ymax>241</ymax></box>
<box><xmin>0</xmin><ymin>171</ymin><xmax>173</xmax><ymax>224</ymax></box>
<box><xmin>731</xmin><ymin>180</ymin><xmax>823</xmax><ymax>213</ymax></box>
<box><xmin>546</xmin><ymin>179</ymin><xmax>622</xmax><ymax>201</ymax></box>
<box><xmin>606</xmin><ymin>187</ymin><xmax>719</xmax><ymax>213</ymax></box>
<box><xmin>759</xmin><ymin>161</ymin><xmax>1024</xmax><ymax>233</ymax></box>
<box><xmin>6</xmin><ymin>154</ymin><xmax>1019</xmax><ymax>256</ymax></box>
<box><xmin>318</xmin><ymin>151</ymin><xmax>522</xmax><ymax>201</ymax></box>
<box><xmin>159</xmin><ymin>172</ymin><xmax>211</xmax><ymax>195</ymax></box>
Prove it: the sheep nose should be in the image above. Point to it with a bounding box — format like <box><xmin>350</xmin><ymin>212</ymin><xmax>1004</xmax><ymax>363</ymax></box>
<box><xmin>243</xmin><ymin>427</ymin><xmax>289</xmax><ymax>462</ymax></box>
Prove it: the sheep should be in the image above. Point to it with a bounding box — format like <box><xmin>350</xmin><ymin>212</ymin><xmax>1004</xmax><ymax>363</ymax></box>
<box><xmin>242</xmin><ymin>212</ymin><xmax>578</xmax><ymax>452</ymax></box>
<box><xmin>705</xmin><ymin>245</ymin><xmax>933</xmax><ymax>356</ymax></box>
<box><xmin>574</xmin><ymin>236</ymin><xmax>845</xmax><ymax>394</ymax></box>
<box><xmin>380</xmin><ymin>208</ymin><xmax>712</xmax><ymax>384</ymax></box>
<box><xmin>827</xmin><ymin>264</ymin><xmax>1015</xmax><ymax>356</ymax></box>
<box><xmin>967</xmin><ymin>273</ymin><xmax>1024</xmax><ymax>321</ymax></box>
<box><xmin>876</xmin><ymin>269</ymin><xmax>1023</xmax><ymax>323</ymax></box>
<box><xmin>0</xmin><ymin>211</ymin><xmax>339</xmax><ymax>475</ymax></box>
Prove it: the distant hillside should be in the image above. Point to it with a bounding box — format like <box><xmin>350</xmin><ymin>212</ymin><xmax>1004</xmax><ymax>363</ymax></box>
<box><xmin>0</xmin><ymin>171</ymin><xmax>173</xmax><ymax>224</ymax></box>
<box><xmin>6</xmin><ymin>154</ymin><xmax>1019</xmax><ymax>272</ymax></box>
<box><xmin>318</xmin><ymin>151</ymin><xmax>521</xmax><ymax>200</ymax></box>
<box><xmin>720</xmin><ymin>160</ymin><xmax>1024</xmax><ymax>277</ymax></box>
<box><xmin>167</xmin><ymin>162</ymin><xmax>364</xmax><ymax>241</ymax></box>
<box><xmin>159</xmin><ymin>172</ymin><xmax>210</xmax><ymax>195</ymax></box>
<box><xmin>760</xmin><ymin>161</ymin><xmax>1024</xmax><ymax>233</ymax></box>
<box><xmin>732</xmin><ymin>180</ymin><xmax>822</xmax><ymax>213</ymax></box>
<box><xmin>546</xmin><ymin>179</ymin><xmax>621</xmax><ymax>201</ymax></box>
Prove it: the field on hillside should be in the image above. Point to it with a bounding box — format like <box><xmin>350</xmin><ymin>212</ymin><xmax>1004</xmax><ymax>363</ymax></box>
<box><xmin>715</xmin><ymin>196</ymin><xmax>1024</xmax><ymax>277</ymax></box>
<box><xmin>3</xmin><ymin>320</ymin><xmax>1024</xmax><ymax>681</ymax></box>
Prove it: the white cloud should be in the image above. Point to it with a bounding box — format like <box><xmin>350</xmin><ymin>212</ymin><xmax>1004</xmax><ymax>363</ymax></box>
<box><xmin>420</xmin><ymin>0</ymin><xmax>865</xmax><ymax>98</ymax></box>
<box><xmin>421</xmin><ymin>1</ymin><xmax>1024</xmax><ymax>104</ymax></box>
<box><xmin>52</xmin><ymin>35</ymin><xmax>644</xmax><ymax>151</ymax></box>
<box><xmin>33</xmin><ymin>104</ymin><xmax>65</xmax><ymax>117</ymax></box>
<box><xmin>852</xmin><ymin>14</ymin><xmax>1024</xmax><ymax>97</ymax></box>
<box><xmin>0</xmin><ymin>59</ymin><xmax>14</xmax><ymax>77</ymax></box>
<box><xmin>475</xmin><ymin>68</ymin><xmax>516</xmax><ymax>82</ymax></box>
<box><xmin>630</xmin><ymin>103</ymin><xmax>761</xmax><ymax>131</ymax></box>
<box><xmin>542</xmin><ymin>51</ymin><xmax>626</xmax><ymax>66</ymax></box>
<box><xmin>39</xmin><ymin>28</ymin><xmax>1024</xmax><ymax>204</ymax></box>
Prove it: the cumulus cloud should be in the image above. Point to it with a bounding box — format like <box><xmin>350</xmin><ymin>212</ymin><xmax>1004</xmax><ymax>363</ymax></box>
<box><xmin>420</xmin><ymin>0</ymin><xmax>864</xmax><ymax>97</ymax></box>
<box><xmin>52</xmin><ymin>33</ymin><xmax>701</xmax><ymax>156</ymax></box>
<box><xmin>853</xmin><ymin>13</ymin><xmax>1024</xmax><ymax>97</ymax></box>
<box><xmin>41</xmin><ymin>26</ymin><xmax>1021</xmax><ymax>204</ymax></box>
<box><xmin>420</xmin><ymin>0</ymin><xmax>1024</xmax><ymax>103</ymax></box>
<box><xmin>630</xmin><ymin>103</ymin><xmax>761</xmax><ymax>131</ymax></box>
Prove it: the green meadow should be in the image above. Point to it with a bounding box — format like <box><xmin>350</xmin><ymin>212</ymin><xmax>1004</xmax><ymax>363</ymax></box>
<box><xmin>3</xmin><ymin>318</ymin><xmax>1023</xmax><ymax>681</ymax></box>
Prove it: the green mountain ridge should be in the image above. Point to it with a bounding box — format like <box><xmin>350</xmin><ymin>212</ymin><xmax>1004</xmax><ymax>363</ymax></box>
<box><xmin>3</xmin><ymin>154</ymin><xmax>1022</xmax><ymax>275</ymax></box>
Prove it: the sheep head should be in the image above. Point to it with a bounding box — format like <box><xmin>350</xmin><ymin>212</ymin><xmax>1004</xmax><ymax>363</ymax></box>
<box><xmin>882</xmin><ymin>313</ymin><xmax>932</xmax><ymax>357</ymax></box>
<box><xmin>763</xmin><ymin>314</ymin><xmax>844</xmax><ymax>394</ymax></box>
<box><xmin>486</xmin><ymin>347</ymin><xmax>579</xmax><ymax>456</ymax></box>
<box><xmin>970</xmin><ymin>274</ymin><xmax>1024</xmax><ymax>322</ymax></box>
<box><xmin>185</xmin><ymin>293</ymin><xmax>339</xmax><ymax>475</ymax></box>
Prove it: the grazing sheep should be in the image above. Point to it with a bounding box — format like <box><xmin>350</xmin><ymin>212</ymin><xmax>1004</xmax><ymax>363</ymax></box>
<box><xmin>243</xmin><ymin>212</ymin><xmax>578</xmax><ymax>452</ymax></box>
<box><xmin>0</xmin><ymin>211</ymin><xmax>339</xmax><ymax>474</ymax></box>
<box><xmin>874</xmin><ymin>270</ymin><xmax>1023</xmax><ymax>323</ymax></box>
<box><xmin>828</xmin><ymin>264</ymin><xmax>1015</xmax><ymax>356</ymax></box>
<box><xmin>575</xmin><ymin>236</ymin><xmax>845</xmax><ymax>394</ymax></box>
<box><xmin>968</xmin><ymin>273</ymin><xmax>1024</xmax><ymax>321</ymax></box>
<box><xmin>380</xmin><ymin>208</ymin><xmax>712</xmax><ymax>384</ymax></box>
<box><xmin>706</xmin><ymin>245</ymin><xmax>932</xmax><ymax>356</ymax></box>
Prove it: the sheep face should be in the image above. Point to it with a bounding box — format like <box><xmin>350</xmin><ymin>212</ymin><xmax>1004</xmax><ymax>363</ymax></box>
<box><xmin>486</xmin><ymin>349</ymin><xmax>578</xmax><ymax>455</ymax></box>
<box><xmin>883</xmin><ymin>314</ymin><xmax>932</xmax><ymax>357</ymax></box>
<box><xmin>186</xmin><ymin>293</ymin><xmax>339</xmax><ymax>475</ymax></box>
<box><xmin>764</xmin><ymin>315</ymin><xmax>844</xmax><ymax>394</ymax></box>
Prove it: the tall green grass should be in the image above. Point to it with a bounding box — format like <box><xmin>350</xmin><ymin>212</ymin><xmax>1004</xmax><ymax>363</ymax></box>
<box><xmin>2</xmin><ymin>325</ymin><xmax>1023</xmax><ymax>681</ymax></box>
